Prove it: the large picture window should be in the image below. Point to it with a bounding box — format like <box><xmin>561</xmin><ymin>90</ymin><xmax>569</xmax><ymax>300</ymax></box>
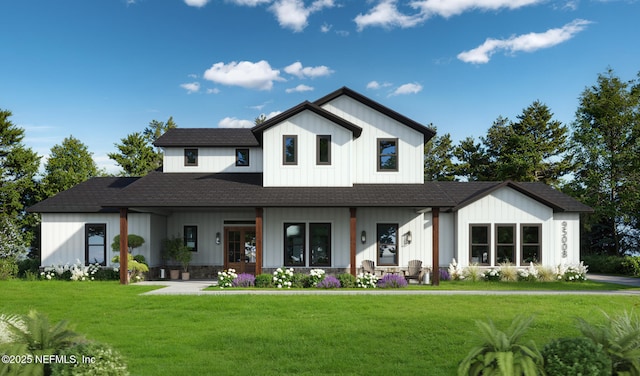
<box><xmin>316</xmin><ymin>135</ymin><xmax>331</xmax><ymax>165</ymax></box>
<box><xmin>309</xmin><ymin>223</ymin><xmax>331</xmax><ymax>266</ymax></box>
<box><xmin>470</xmin><ymin>225</ymin><xmax>490</xmax><ymax>265</ymax></box>
<box><xmin>496</xmin><ymin>225</ymin><xmax>516</xmax><ymax>264</ymax></box>
<box><xmin>85</xmin><ymin>224</ymin><xmax>106</xmax><ymax>266</ymax></box>
<box><xmin>377</xmin><ymin>138</ymin><xmax>398</xmax><ymax>171</ymax></box>
<box><xmin>184</xmin><ymin>226</ymin><xmax>197</xmax><ymax>252</ymax></box>
<box><xmin>284</xmin><ymin>223</ymin><xmax>305</xmax><ymax>266</ymax></box>
<box><xmin>521</xmin><ymin>224</ymin><xmax>541</xmax><ymax>264</ymax></box>
<box><xmin>283</xmin><ymin>135</ymin><xmax>297</xmax><ymax>165</ymax></box>
<box><xmin>377</xmin><ymin>223</ymin><xmax>398</xmax><ymax>266</ymax></box>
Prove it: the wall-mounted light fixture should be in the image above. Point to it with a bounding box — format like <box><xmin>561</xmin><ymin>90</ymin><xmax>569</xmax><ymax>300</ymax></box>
<box><xmin>406</xmin><ymin>230</ymin><xmax>412</xmax><ymax>245</ymax></box>
<box><xmin>216</xmin><ymin>232</ymin><xmax>221</xmax><ymax>245</ymax></box>
<box><xmin>361</xmin><ymin>230</ymin><xmax>366</xmax><ymax>244</ymax></box>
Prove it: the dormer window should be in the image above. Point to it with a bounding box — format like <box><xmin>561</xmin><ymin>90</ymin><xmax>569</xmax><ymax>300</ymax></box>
<box><xmin>283</xmin><ymin>135</ymin><xmax>297</xmax><ymax>165</ymax></box>
<box><xmin>377</xmin><ymin>138</ymin><xmax>398</xmax><ymax>171</ymax></box>
<box><xmin>184</xmin><ymin>148</ymin><xmax>198</xmax><ymax>166</ymax></box>
<box><xmin>236</xmin><ymin>149</ymin><xmax>250</xmax><ymax>167</ymax></box>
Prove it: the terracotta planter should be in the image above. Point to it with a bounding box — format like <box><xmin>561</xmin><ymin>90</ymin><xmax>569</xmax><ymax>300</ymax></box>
<box><xmin>181</xmin><ymin>272</ymin><xmax>190</xmax><ymax>281</ymax></box>
<box><xmin>169</xmin><ymin>269</ymin><xmax>180</xmax><ymax>280</ymax></box>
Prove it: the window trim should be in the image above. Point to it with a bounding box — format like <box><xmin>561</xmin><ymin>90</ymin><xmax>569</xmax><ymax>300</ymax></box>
<box><xmin>377</xmin><ymin>138</ymin><xmax>398</xmax><ymax>172</ymax></box>
<box><xmin>309</xmin><ymin>223</ymin><xmax>331</xmax><ymax>267</ymax></box>
<box><xmin>283</xmin><ymin>135</ymin><xmax>298</xmax><ymax>165</ymax></box>
<box><xmin>377</xmin><ymin>223</ymin><xmax>399</xmax><ymax>266</ymax></box>
<box><xmin>85</xmin><ymin>223</ymin><xmax>107</xmax><ymax>266</ymax></box>
<box><xmin>284</xmin><ymin>223</ymin><xmax>305</xmax><ymax>267</ymax></box>
<box><xmin>316</xmin><ymin>135</ymin><xmax>331</xmax><ymax>165</ymax></box>
<box><xmin>469</xmin><ymin>224</ymin><xmax>491</xmax><ymax>265</ymax></box>
<box><xmin>235</xmin><ymin>148</ymin><xmax>250</xmax><ymax>167</ymax></box>
<box><xmin>184</xmin><ymin>225</ymin><xmax>198</xmax><ymax>252</ymax></box>
<box><xmin>184</xmin><ymin>148</ymin><xmax>198</xmax><ymax>167</ymax></box>
<box><xmin>520</xmin><ymin>224</ymin><xmax>542</xmax><ymax>265</ymax></box>
<box><xmin>495</xmin><ymin>224</ymin><xmax>516</xmax><ymax>264</ymax></box>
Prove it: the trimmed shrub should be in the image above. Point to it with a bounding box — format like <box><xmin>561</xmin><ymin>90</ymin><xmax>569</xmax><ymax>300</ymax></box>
<box><xmin>337</xmin><ymin>273</ymin><xmax>356</xmax><ymax>288</ymax></box>
<box><xmin>254</xmin><ymin>273</ymin><xmax>273</xmax><ymax>288</ymax></box>
<box><xmin>542</xmin><ymin>337</ymin><xmax>611</xmax><ymax>376</ymax></box>
<box><xmin>377</xmin><ymin>273</ymin><xmax>408</xmax><ymax>288</ymax></box>
<box><xmin>582</xmin><ymin>255</ymin><xmax>626</xmax><ymax>274</ymax></box>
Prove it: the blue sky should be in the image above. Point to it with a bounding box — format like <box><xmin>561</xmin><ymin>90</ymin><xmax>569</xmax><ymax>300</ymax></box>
<box><xmin>1</xmin><ymin>0</ymin><xmax>638</xmax><ymax>174</ymax></box>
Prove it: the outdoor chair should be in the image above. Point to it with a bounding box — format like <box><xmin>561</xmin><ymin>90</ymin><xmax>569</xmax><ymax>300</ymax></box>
<box><xmin>404</xmin><ymin>259</ymin><xmax>425</xmax><ymax>284</ymax></box>
<box><xmin>361</xmin><ymin>260</ymin><xmax>382</xmax><ymax>276</ymax></box>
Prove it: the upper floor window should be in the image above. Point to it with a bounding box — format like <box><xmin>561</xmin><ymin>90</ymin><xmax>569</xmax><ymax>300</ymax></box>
<box><xmin>377</xmin><ymin>138</ymin><xmax>398</xmax><ymax>171</ymax></box>
<box><xmin>236</xmin><ymin>148</ymin><xmax>250</xmax><ymax>167</ymax></box>
<box><xmin>184</xmin><ymin>149</ymin><xmax>198</xmax><ymax>166</ymax></box>
<box><xmin>85</xmin><ymin>224</ymin><xmax>106</xmax><ymax>266</ymax></box>
<box><xmin>317</xmin><ymin>135</ymin><xmax>331</xmax><ymax>165</ymax></box>
<box><xmin>283</xmin><ymin>135</ymin><xmax>297</xmax><ymax>165</ymax></box>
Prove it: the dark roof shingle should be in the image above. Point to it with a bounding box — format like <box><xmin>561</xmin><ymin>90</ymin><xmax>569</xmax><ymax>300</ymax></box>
<box><xmin>154</xmin><ymin>128</ymin><xmax>259</xmax><ymax>147</ymax></box>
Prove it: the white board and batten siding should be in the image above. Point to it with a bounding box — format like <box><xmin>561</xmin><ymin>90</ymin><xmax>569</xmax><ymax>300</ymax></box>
<box><xmin>320</xmin><ymin>95</ymin><xmax>425</xmax><ymax>184</ymax></box>
<box><xmin>40</xmin><ymin>213</ymin><xmax>163</xmax><ymax>267</ymax></box>
<box><xmin>453</xmin><ymin>187</ymin><xmax>582</xmax><ymax>267</ymax></box>
<box><xmin>262</xmin><ymin>112</ymin><xmax>353</xmax><ymax>187</ymax></box>
<box><xmin>162</xmin><ymin>147</ymin><xmax>263</xmax><ymax>173</ymax></box>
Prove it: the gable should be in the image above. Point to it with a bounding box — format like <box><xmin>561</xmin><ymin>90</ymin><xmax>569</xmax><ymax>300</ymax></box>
<box><xmin>456</xmin><ymin>186</ymin><xmax>553</xmax><ymax>222</ymax></box>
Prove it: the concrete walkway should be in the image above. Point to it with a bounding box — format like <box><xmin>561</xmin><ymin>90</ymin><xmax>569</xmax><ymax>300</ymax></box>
<box><xmin>138</xmin><ymin>274</ymin><xmax>640</xmax><ymax>296</ymax></box>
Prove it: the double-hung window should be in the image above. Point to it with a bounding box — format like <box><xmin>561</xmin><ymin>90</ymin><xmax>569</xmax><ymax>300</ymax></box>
<box><xmin>85</xmin><ymin>224</ymin><xmax>106</xmax><ymax>266</ymax></box>
<box><xmin>496</xmin><ymin>225</ymin><xmax>516</xmax><ymax>264</ymax></box>
<box><xmin>521</xmin><ymin>225</ymin><xmax>541</xmax><ymax>264</ymax></box>
<box><xmin>377</xmin><ymin>138</ymin><xmax>398</xmax><ymax>171</ymax></box>
<box><xmin>470</xmin><ymin>225</ymin><xmax>490</xmax><ymax>265</ymax></box>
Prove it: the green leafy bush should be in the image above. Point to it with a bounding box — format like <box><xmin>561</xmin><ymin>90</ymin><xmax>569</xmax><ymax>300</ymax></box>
<box><xmin>621</xmin><ymin>256</ymin><xmax>640</xmax><ymax>277</ymax></box>
<box><xmin>254</xmin><ymin>273</ymin><xmax>273</xmax><ymax>288</ymax></box>
<box><xmin>51</xmin><ymin>342</ymin><xmax>129</xmax><ymax>376</ymax></box>
<box><xmin>17</xmin><ymin>257</ymin><xmax>40</xmax><ymax>278</ymax></box>
<box><xmin>458</xmin><ymin>315</ymin><xmax>544</xmax><ymax>376</ymax></box>
<box><xmin>577</xmin><ymin>310</ymin><xmax>640</xmax><ymax>376</ymax></box>
<box><xmin>582</xmin><ymin>255</ymin><xmax>626</xmax><ymax>274</ymax></box>
<box><xmin>337</xmin><ymin>273</ymin><xmax>356</xmax><ymax>288</ymax></box>
<box><xmin>542</xmin><ymin>337</ymin><xmax>611</xmax><ymax>376</ymax></box>
<box><xmin>0</xmin><ymin>256</ymin><xmax>18</xmax><ymax>280</ymax></box>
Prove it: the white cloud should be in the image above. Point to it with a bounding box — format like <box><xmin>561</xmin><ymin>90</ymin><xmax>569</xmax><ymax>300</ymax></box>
<box><xmin>206</xmin><ymin>88</ymin><xmax>221</xmax><ymax>94</ymax></box>
<box><xmin>320</xmin><ymin>23</ymin><xmax>332</xmax><ymax>33</ymax></box>
<box><xmin>184</xmin><ymin>0</ymin><xmax>210</xmax><ymax>7</ymax></box>
<box><xmin>203</xmin><ymin>60</ymin><xmax>284</xmax><ymax>90</ymax></box>
<box><xmin>457</xmin><ymin>19</ymin><xmax>591</xmax><ymax>64</ymax></box>
<box><xmin>286</xmin><ymin>84</ymin><xmax>314</xmax><ymax>93</ymax></box>
<box><xmin>355</xmin><ymin>0</ymin><xmax>543</xmax><ymax>30</ymax></box>
<box><xmin>284</xmin><ymin>61</ymin><xmax>333</xmax><ymax>79</ymax></box>
<box><xmin>355</xmin><ymin>0</ymin><xmax>425</xmax><ymax>31</ymax></box>
<box><xmin>180</xmin><ymin>82</ymin><xmax>201</xmax><ymax>94</ymax></box>
<box><xmin>367</xmin><ymin>81</ymin><xmax>393</xmax><ymax>89</ymax></box>
<box><xmin>218</xmin><ymin>117</ymin><xmax>254</xmax><ymax>128</ymax></box>
<box><xmin>227</xmin><ymin>0</ymin><xmax>271</xmax><ymax>5</ymax></box>
<box><xmin>269</xmin><ymin>0</ymin><xmax>335</xmax><ymax>32</ymax></box>
<box><xmin>390</xmin><ymin>83</ymin><xmax>423</xmax><ymax>96</ymax></box>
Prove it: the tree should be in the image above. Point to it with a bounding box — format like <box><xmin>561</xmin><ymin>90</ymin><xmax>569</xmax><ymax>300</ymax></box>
<box><xmin>454</xmin><ymin>102</ymin><xmax>571</xmax><ymax>185</ymax></box>
<box><xmin>0</xmin><ymin>109</ymin><xmax>41</xmax><ymax>247</ymax></box>
<box><xmin>254</xmin><ymin>114</ymin><xmax>267</xmax><ymax>125</ymax></box>
<box><xmin>424</xmin><ymin>127</ymin><xmax>456</xmax><ymax>181</ymax></box>
<box><xmin>40</xmin><ymin>136</ymin><xmax>102</xmax><ymax>197</ymax></box>
<box><xmin>144</xmin><ymin>116</ymin><xmax>177</xmax><ymax>170</ymax></box>
<box><xmin>569</xmin><ymin>68</ymin><xmax>640</xmax><ymax>255</ymax></box>
<box><xmin>108</xmin><ymin>132</ymin><xmax>158</xmax><ymax>177</ymax></box>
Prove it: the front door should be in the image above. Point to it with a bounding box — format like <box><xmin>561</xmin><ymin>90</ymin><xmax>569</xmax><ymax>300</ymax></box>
<box><xmin>225</xmin><ymin>227</ymin><xmax>256</xmax><ymax>275</ymax></box>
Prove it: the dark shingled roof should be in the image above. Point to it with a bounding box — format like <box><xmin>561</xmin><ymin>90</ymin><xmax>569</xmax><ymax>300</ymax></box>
<box><xmin>154</xmin><ymin>128</ymin><xmax>259</xmax><ymax>147</ymax></box>
<box><xmin>28</xmin><ymin>173</ymin><xmax>592</xmax><ymax>213</ymax></box>
<box><xmin>27</xmin><ymin>177</ymin><xmax>139</xmax><ymax>213</ymax></box>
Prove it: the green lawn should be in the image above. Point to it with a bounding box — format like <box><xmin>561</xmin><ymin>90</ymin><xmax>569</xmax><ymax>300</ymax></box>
<box><xmin>1</xmin><ymin>281</ymin><xmax>638</xmax><ymax>375</ymax></box>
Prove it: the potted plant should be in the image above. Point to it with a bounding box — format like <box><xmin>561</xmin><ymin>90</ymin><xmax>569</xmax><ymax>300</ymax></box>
<box><xmin>174</xmin><ymin>244</ymin><xmax>192</xmax><ymax>280</ymax></box>
<box><xmin>162</xmin><ymin>237</ymin><xmax>188</xmax><ymax>280</ymax></box>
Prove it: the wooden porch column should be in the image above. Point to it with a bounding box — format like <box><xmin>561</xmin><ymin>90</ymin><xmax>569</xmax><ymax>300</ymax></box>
<box><xmin>349</xmin><ymin>208</ymin><xmax>357</xmax><ymax>276</ymax></box>
<box><xmin>119</xmin><ymin>208</ymin><xmax>129</xmax><ymax>285</ymax></box>
<box><xmin>432</xmin><ymin>207</ymin><xmax>440</xmax><ymax>286</ymax></box>
<box><xmin>255</xmin><ymin>208</ymin><xmax>263</xmax><ymax>276</ymax></box>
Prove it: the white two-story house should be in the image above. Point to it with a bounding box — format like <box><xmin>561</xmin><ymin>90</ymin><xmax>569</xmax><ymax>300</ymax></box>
<box><xmin>29</xmin><ymin>87</ymin><xmax>592</xmax><ymax>280</ymax></box>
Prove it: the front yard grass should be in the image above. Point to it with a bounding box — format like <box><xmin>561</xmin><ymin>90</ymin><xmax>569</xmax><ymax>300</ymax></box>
<box><xmin>1</xmin><ymin>280</ymin><xmax>638</xmax><ymax>375</ymax></box>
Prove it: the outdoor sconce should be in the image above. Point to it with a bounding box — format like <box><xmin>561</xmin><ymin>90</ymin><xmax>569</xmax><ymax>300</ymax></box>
<box><xmin>361</xmin><ymin>231</ymin><xmax>366</xmax><ymax>244</ymax></box>
<box><xmin>406</xmin><ymin>231</ymin><xmax>412</xmax><ymax>245</ymax></box>
<box><xmin>215</xmin><ymin>232</ymin><xmax>221</xmax><ymax>245</ymax></box>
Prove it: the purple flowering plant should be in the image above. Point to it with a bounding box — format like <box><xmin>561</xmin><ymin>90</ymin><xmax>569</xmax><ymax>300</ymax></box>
<box><xmin>233</xmin><ymin>273</ymin><xmax>256</xmax><ymax>287</ymax></box>
<box><xmin>316</xmin><ymin>275</ymin><xmax>341</xmax><ymax>289</ymax></box>
<box><xmin>376</xmin><ymin>273</ymin><xmax>408</xmax><ymax>288</ymax></box>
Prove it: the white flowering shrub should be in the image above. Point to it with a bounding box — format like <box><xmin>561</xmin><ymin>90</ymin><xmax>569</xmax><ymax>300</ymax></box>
<box><xmin>217</xmin><ymin>268</ymin><xmax>238</xmax><ymax>289</ymax></box>
<box><xmin>272</xmin><ymin>267</ymin><xmax>294</xmax><ymax>288</ymax></box>
<box><xmin>356</xmin><ymin>272</ymin><xmax>378</xmax><ymax>288</ymax></box>
<box><xmin>51</xmin><ymin>342</ymin><xmax>129</xmax><ymax>376</ymax></box>
<box><xmin>557</xmin><ymin>261</ymin><xmax>588</xmax><ymax>282</ymax></box>
<box><xmin>308</xmin><ymin>268</ymin><xmax>326</xmax><ymax>287</ymax></box>
<box><xmin>518</xmin><ymin>262</ymin><xmax>540</xmax><ymax>282</ymax></box>
<box><xmin>448</xmin><ymin>258</ymin><xmax>465</xmax><ymax>281</ymax></box>
<box><xmin>41</xmin><ymin>261</ymin><xmax>102</xmax><ymax>281</ymax></box>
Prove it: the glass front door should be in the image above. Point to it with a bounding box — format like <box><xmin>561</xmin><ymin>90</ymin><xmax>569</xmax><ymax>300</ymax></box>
<box><xmin>225</xmin><ymin>227</ymin><xmax>256</xmax><ymax>275</ymax></box>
